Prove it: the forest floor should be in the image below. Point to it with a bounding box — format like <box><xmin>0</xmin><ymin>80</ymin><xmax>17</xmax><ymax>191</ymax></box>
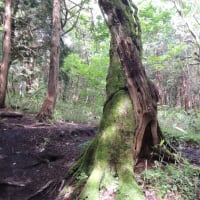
<box><xmin>0</xmin><ymin>110</ymin><xmax>98</xmax><ymax>200</ymax></box>
<box><xmin>0</xmin><ymin>110</ymin><xmax>199</xmax><ymax>200</ymax></box>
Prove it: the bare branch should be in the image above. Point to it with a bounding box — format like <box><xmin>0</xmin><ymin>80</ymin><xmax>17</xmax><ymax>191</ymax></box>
<box><xmin>61</xmin><ymin>0</ymin><xmax>69</xmax><ymax>28</ymax></box>
<box><xmin>68</xmin><ymin>0</ymin><xmax>83</xmax><ymax>8</ymax></box>
<box><xmin>172</xmin><ymin>0</ymin><xmax>200</xmax><ymax>50</ymax></box>
<box><xmin>193</xmin><ymin>15</ymin><xmax>200</xmax><ymax>26</ymax></box>
<box><xmin>61</xmin><ymin>0</ymin><xmax>85</xmax><ymax>36</ymax></box>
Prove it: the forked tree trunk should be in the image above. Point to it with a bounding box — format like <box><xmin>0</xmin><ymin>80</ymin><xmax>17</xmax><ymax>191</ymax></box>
<box><xmin>0</xmin><ymin>0</ymin><xmax>12</xmax><ymax>108</ymax></box>
<box><xmin>58</xmin><ymin>1</ymin><xmax>176</xmax><ymax>199</ymax></box>
<box><xmin>36</xmin><ymin>0</ymin><xmax>61</xmax><ymax>121</ymax></box>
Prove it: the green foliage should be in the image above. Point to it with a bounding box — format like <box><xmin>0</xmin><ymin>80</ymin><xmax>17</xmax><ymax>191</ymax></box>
<box><xmin>76</xmin><ymin>172</ymin><xmax>88</xmax><ymax>180</ymax></box>
<box><xmin>4</xmin><ymin>0</ymin><xmax>200</xmax><ymax>125</ymax></box>
<box><xmin>64</xmin><ymin>54</ymin><xmax>88</xmax><ymax>76</ymax></box>
<box><xmin>139</xmin><ymin>3</ymin><xmax>172</xmax><ymax>37</ymax></box>
<box><xmin>136</xmin><ymin>0</ymin><xmax>200</xmax><ymax>111</ymax></box>
<box><xmin>168</xmin><ymin>43</ymin><xmax>187</xmax><ymax>57</ymax></box>
<box><xmin>164</xmin><ymin>129</ymin><xmax>200</xmax><ymax>146</ymax></box>
<box><xmin>57</xmin><ymin>5</ymin><xmax>110</xmax><ymax>123</ymax></box>
<box><xmin>59</xmin><ymin>12</ymin><xmax>109</xmax><ymax>122</ymax></box>
<box><xmin>141</xmin><ymin>162</ymin><xmax>200</xmax><ymax>200</ymax></box>
<box><xmin>6</xmin><ymin>60</ymin><xmax>46</xmax><ymax>113</ymax></box>
<box><xmin>6</xmin><ymin>87</ymin><xmax>45</xmax><ymax>113</ymax></box>
<box><xmin>54</xmin><ymin>98</ymin><xmax>102</xmax><ymax>123</ymax></box>
<box><xmin>92</xmin><ymin>15</ymin><xmax>110</xmax><ymax>41</ymax></box>
<box><xmin>63</xmin><ymin>52</ymin><xmax>108</xmax><ymax>87</ymax></box>
<box><xmin>158</xmin><ymin>106</ymin><xmax>200</xmax><ymax>142</ymax></box>
<box><xmin>79</xmin><ymin>140</ymin><xmax>94</xmax><ymax>151</ymax></box>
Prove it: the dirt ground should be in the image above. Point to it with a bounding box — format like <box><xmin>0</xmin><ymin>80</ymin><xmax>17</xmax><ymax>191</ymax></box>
<box><xmin>0</xmin><ymin>112</ymin><xmax>97</xmax><ymax>200</ymax></box>
<box><xmin>0</xmin><ymin>111</ymin><xmax>199</xmax><ymax>200</ymax></box>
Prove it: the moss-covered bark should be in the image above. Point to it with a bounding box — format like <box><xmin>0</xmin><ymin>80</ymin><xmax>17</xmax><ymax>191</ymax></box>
<box><xmin>79</xmin><ymin>89</ymin><xmax>144</xmax><ymax>200</ymax></box>
<box><xmin>98</xmin><ymin>0</ymin><xmax>171</xmax><ymax>162</ymax></box>
<box><xmin>59</xmin><ymin>1</ymin><xmax>176</xmax><ymax>199</ymax></box>
<box><xmin>59</xmin><ymin>38</ymin><xmax>145</xmax><ymax>199</ymax></box>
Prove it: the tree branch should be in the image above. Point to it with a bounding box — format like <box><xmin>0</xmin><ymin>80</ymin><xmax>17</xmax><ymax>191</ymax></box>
<box><xmin>61</xmin><ymin>0</ymin><xmax>84</xmax><ymax>36</ymax></box>
<box><xmin>172</xmin><ymin>0</ymin><xmax>200</xmax><ymax>50</ymax></box>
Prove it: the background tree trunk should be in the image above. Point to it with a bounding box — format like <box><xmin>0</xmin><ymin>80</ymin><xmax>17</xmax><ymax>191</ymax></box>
<box><xmin>0</xmin><ymin>0</ymin><xmax>12</xmax><ymax>108</ymax></box>
<box><xmin>36</xmin><ymin>0</ymin><xmax>61</xmax><ymax>121</ymax></box>
<box><xmin>60</xmin><ymin>36</ymin><xmax>145</xmax><ymax>200</ymax></box>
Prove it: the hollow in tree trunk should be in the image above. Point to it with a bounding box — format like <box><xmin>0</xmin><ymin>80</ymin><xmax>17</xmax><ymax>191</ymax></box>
<box><xmin>0</xmin><ymin>0</ymin><xmax>12</xmax><ymax>108</ymax></box>
<box><xmin>59</xmin><ymin>1</ymin><xmax>177</xmax><ymax>199</ymax></box>
<box><xmin>36</xmin><ymin>0</ymin><xmax>61</xmax><ymax>121</ymax></box>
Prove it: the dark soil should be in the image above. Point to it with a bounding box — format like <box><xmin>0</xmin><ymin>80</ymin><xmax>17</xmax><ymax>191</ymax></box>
<box><xmin>0</xmin><ymin>111</ymin><xmax>199</xmax><ymax>200</ymax></box>
<box><xmin>178</xmin><ymin>144</ymin><xmax>200</xmax><ymax>166</ymax></box>
<box><xmin>0</xmin><ymin>112</ymin><xmax>97</xmax><ymax>200</ymax></box>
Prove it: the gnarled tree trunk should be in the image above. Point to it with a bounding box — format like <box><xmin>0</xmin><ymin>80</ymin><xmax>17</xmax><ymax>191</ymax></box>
<box><xmin>99</xmin><ymin>0</ymin><xmax>162</xmax><ymax>161</ymax></box>
<box><xmin>36</xmin><ymin>0</ymin><xmax>61</xmax><ymax>121</ymax></box>
<box><xmin>60</xmin><ymin>36</ymin><xmax>145</xmax><ymax>200</ymax></box>
<box><xmin>0</xmin><ymin>0</ymin><xmax>12</xmax><ymax>108</ymax></box>
<box><xmin>58</xmin><ymin>1</ymin><xmax>176</xmax><ymax>199</ymax></box>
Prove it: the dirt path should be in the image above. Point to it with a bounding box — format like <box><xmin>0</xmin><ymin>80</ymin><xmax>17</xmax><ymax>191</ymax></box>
<box><xmin>0</xmin><ymin>113</ymin><xmax>199</xmax><ymax>200</ymax></box>
<box><xmin>178</xmin><ymin>144</ymin><xmax>200</xmax><ymax>166</ymax></box>
<box><xmin>0</xmin><ymin>113</ymin><xmax>97</xmax><ymax>200</ymax></box>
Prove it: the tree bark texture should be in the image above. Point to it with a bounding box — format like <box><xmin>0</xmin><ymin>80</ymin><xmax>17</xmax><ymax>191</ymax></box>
<box><xmin>0</xmin><ymin>0</ymin><xmax>12</xmax><ymax>108</ymax></box>
<box><xmin>58</xmin><ymin>1</ymin><xmax>177</xmax><ymax>199</ymax></box>
<box><xmin>99</xmin><ymin>0</ymin><xmax>161</xmax><ymax>161</ymax></box>
<box><xmin>59</xmin><ymin>36</ymin><xmax>145</xmax><ymax>200</ymax></box>
<box><xmin>36</xmin><ymin>0</ymin><xmax>61</xmax><ymax>121</ymax></box>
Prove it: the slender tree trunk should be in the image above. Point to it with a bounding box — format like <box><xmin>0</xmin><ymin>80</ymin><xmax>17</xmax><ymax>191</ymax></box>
<box><xmin>180</xmin><ymin>72</ymin><xmax>190</xmax><ymax>110</ymax></box>
<box><xmin>36</xmin><ymin>0</ymin><xmax>61</xmax><ymax>121</ymax></box>
<box><xmin>0</xmin><ymin>0</ymin><xmax>12</xmax><ymax>108</ymax></box>
<box><xmin>155</xmin><ymin>70</ymin><xmax>162</xmax><ymax>104</ymax></box>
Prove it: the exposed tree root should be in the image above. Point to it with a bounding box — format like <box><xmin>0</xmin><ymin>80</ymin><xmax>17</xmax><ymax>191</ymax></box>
<box><xmin>36</xmin><ymin>98</ymin><xmax>54</xmax><ymax>122</ymax></box>
<box><xmin>152</xmin><ymin>144</ymin><xmax>182</xmax><ymax>163</ymax></box>
<box><xmin>59</xmin><ymin>91</ymin><xmax>145</xmax><ymax>200</ymax></box>
<box><xmin>0</xmin><ymin>178</ymin><xmax>30</xmax><ymax>187</ymax></box>
<box><xmin>0</xmin><ymin>110</ymin><xmax>23</xmax><ymax>118</ymax></box>
<box><xmin>27</xmin><ymin>179</ymin><xmax>62</xmax><ymax>200</ymax></box>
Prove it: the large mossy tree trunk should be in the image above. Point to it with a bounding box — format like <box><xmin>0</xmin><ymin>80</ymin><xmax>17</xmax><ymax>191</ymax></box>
<box><xmin>99</xmin><ymin>0</ymin><xmax>162</xmax><ymax>161</ymax></box>
<box><xmin>61</xmin><ymin>40</ymin><xmax>144</xmax><ymax>200</ymax></box>
<box><xmin>60</xmin><ymin>1</ymin><xmax>176</xmax><ymax>199</ymax></box>
<box><xmin>0</xmin><ymin>0</ymin><xmax>12</xmax><ymax>108</ymax></box>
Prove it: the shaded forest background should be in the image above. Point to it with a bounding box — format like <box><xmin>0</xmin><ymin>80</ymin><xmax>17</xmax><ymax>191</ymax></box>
<box><xmin>0</xmin><ymin>0</ymin><xmax>200</xmax><ymax>133</ymax></box>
